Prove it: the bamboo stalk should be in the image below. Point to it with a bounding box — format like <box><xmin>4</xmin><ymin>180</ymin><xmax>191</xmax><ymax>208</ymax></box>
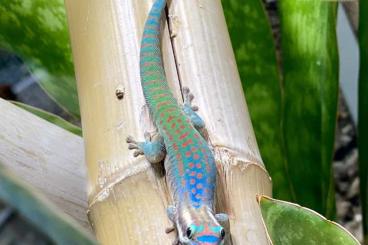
<box><xmin>168</xmin><ymin>1</ymin><xmax>271</xmax><ymax>243</ymax></box>
<box><xmin>65</xmin><ymin>0</ymin><xmax>271</xmax><ymax>244</ymax></box>
<box><xmin>0</xmin><ymin>98</ymin><xmax>89</xmax><ymax>230</ymax></box>
<box><xmin>65</xmin><ymin>1</ymin><xmax>176</xmax><ymax>243</ymax></box>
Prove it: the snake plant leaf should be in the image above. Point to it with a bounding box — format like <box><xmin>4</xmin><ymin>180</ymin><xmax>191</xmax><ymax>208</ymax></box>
<box><xmin>12</xmin><ymin>101</ymin><xmax>82</xmax><ymax>136</ymax></box>
<box><xmin>358</xmin><ymin>0</ymin><xmax>368</xmax><ymax>242</ymax></box>
<box><xmin>222</xmin><ymin>0</ymin><xmax>293</xmax><ymax>201</ymax></box>
<box><xmin>279</xmin><ymin>0</ymin><xmax>338</xmax><ymax>218</ymax></box>
<box><xmin>0</xmin><ymin>163</ymin><xmax>96</xmax><ymax>244</ymax></box>
<box><xmin>0</xmin><ymin>0</ymin><xmax>80</xmax><ymax>119</ymax></box>
<box><xmin>259</xmin><ymin>196</ymin><xmax>360</xmax><ymax>245</ymax></box>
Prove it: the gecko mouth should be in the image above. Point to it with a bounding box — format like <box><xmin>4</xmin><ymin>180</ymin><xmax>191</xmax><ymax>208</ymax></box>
<box><xmin>196</xmin><ymin>235</ymin><xmax>221</xmax><ymax>243</ymax></box>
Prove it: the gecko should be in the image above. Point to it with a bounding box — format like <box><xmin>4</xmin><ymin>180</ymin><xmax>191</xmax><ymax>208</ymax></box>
<box><xmin>126</xmin><ymin>0</ymin><xmax>228</xmax><ymax>244</ymax></box>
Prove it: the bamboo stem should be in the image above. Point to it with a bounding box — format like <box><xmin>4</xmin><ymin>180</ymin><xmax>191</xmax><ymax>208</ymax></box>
<box><xmin>168</xmin><ymin>1</ymin><xmax>271</xmax><ymax>243</ymax></box>
<box><xmin>65</xmin><ymin>0</ymin><xmax>272</xmax><ymax>244</ymax></box>
<box><xmin>0</xmin><ymin>98</ymin><xmax>89</xmax><ymax>230</ymax></box>
<box><xmin>65</xmin><ymin>0</ymin><xmax>176</xmax><ymax>243</ymax></box>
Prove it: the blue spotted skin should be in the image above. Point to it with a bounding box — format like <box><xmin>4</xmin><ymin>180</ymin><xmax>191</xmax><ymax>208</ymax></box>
<box><xmin>128</xmin><ymin>0</ymin><xmax>227</xmax><ymax>244</ymax></box>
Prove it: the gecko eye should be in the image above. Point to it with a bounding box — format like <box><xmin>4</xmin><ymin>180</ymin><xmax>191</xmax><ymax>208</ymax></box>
<box><xmin>220</xmin><ymin>228</ymin><xmax>225</xmax><ymax>240</ymax></box>
<box><xmin>186</xmin><ymin>227</ymin><xmax>193</xmax><ymax>239</ymax></box>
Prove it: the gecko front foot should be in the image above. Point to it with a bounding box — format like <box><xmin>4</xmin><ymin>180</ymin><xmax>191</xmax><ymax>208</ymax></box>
<box><xmin>183</xmin><ymin>87</ymin><xmax>198</xmax><ymax>111</ymax></box>
<box><xmin>182</xmin><ymin>87</ymin><xmax>205</xmax><ymax>130</ymax></box>
<box><xmin>126</xmin><ymin>132</ymin><xmax>166</xmax><ymax>164</ymax></box>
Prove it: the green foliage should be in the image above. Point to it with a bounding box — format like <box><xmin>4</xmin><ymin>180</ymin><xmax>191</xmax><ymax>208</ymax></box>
<box><xmin>279</xmin><ymin>0</ymin><xmax>338</xmax><ymax>218</ymax></box>
<box><xmin>0</xmin><ymin>0</ymin><xmax>80</xmax><ymax>118</ymax></box>
<box><xmin>222</xmin><ymin>0</ymin><xmax>294</xmax><ymax>201</ymax></box>
<box><xmin>259</xmin><ymin>196</ymin><xmax>359</xmax><ymax>245</ymax></box>
<box><xmin>358</xmin><ymin>0</ymin><xmax>368</xmax><ymax>242</ymax></box>
<box><xmin>224</xmin><ymin>0</ymin><xmax>338</xmax><ymax>218</ymax></box>
<box><xmin>12</xmin><ymin>101</ymin><xmax>82</xmax><ymax>136</ymax></box>
<box><xmin>0</xmin><ymin>163</ymin><xmax>96</xmax><ymax>244</ymax></box>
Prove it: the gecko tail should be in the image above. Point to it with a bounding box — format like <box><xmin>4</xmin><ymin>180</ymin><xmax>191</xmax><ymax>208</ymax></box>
<box><xmin>140</xmin><ymin>0</ymin><xmax>178</xmax><ymax>122</ymax></box>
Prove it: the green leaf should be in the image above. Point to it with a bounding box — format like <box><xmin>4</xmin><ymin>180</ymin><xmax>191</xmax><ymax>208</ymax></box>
<box><xmin>358</xmin><ymin>0</ymin><xmax>368</xmax><ymax>242</ymax></box>
<box><xmin>259</xmin><ymin>196</ymin><xmax>360</xmax><ymax>245</ymax></box>
<box><xmin>12</xmin><ymin>101</ymin><xmax>82</xmax><ymax>136</ymax></box>
<box><xmin>279</xmin><ymin>0</ymin><xmax>338</xmax><ymax>218</ymax></box>
<box><xmin>0</xmin><ymin>0</ymin><xmax>80</xmax><ymax>119</ymax></box>
<box><xmin>222</xmin><ymin>0</ymin><xmax>294</xmax><ymax>201</ymax></box>
<box><xmin>0</xmin><ymin>163</ymin><xmax>96</xmax><ymax>244</ymax></box>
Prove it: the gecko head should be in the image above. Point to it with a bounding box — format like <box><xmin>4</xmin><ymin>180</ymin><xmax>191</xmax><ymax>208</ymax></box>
<box><xmin>177</xmin><ymin>206</ymin><xmax>228</xmax><ymax>245</ymax></box>
<box><xmin>182</xmin><ymin>222</ymin><xmax>225</xmax><ymax>245</ymax></box>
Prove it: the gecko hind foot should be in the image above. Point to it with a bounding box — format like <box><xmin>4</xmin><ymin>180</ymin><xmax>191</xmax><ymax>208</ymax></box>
<box><xmin>182</xmin><ymin>87</ymin><xmax>205</xmax><ymax>130</ymax></box>
<box><xmin>165</xmin><ymin>227</ymin><xmax>179</xmax><ymax>245</ymax></box>
<box><xmin>165</xmin><ymin>226</ymin><xmax>176</xmax><ymax>234</ymax></box>
<box><xmin>165</xmin><ymin>205</ymin><xmax>180</xmax><ymax>244</ymax></box>
<box><xmin>126</xmin><ymin>132</ymin><xmax>166</xmax><ymax>163</ymax></box>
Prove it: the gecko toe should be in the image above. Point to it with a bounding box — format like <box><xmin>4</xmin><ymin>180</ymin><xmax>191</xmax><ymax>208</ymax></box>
<box><xmin>144</xmin><ymin>131</ymin><xmax>152</xmax><ymax>141</ymax></box>
<box><xmin>165</xmin><ymin>226</ymin><xmax>175</xmax><ymax>234</ymax></box>
<box><xmin>188</xmin><ymin>93</ymin><xmax>194</xmax><ymax>102</ymax></box>
<box><xmin>126</xmin><ymin>136</ymin><xmax>136</xmax><ymax>144</ymax></box>
<box><xmin>128</xmin><ymin>144</ymin><xmax>139</xmax><ymax>150</ymax></box>
<box><xmin>182</xmin><ymin>87</ymin><xmax>199</xmax><ymax>112</ymax></box>
<box><xmin>182</xmin><ymin>86</ymin><xmax>190</xmax><ymax>95</ymax></box>
<box><xmin>182</xmin><ymin>87</ymin><xmax>195</xmax><ymax>104</ymax></box>
<box><xmin>133</xmin><ymin>150</ymin><xmax>144</xmax><ymax>157</ymax></box>
<box><xmin>191</xmin><ymin>105</ymin><xmax>199</xmax><ymax>111</ymax></box>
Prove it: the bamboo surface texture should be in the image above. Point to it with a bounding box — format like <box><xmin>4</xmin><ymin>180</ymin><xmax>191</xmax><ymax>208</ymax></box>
<box><xmin>65</xmin><ymin>0</ymin><xmax>272</xmax><ymax>244</ymax></box>
<box><xmin>0</xmin><ymin>98</ymin><xmax>90</xmax><ymax>230</ymax></box>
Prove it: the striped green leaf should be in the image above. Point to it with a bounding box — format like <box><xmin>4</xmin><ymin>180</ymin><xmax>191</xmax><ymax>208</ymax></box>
<box><xmin>279</xmin><ymin>0</ymin><xmax>338</xmax><ymax>218</ymax></box>
<box><xmin>259</xmin><ymin>196</ymin><xmax>360</xmax><ymax>245</ymax></box>
<box><xmin>222</xmin><ymin>0</ymin><xmax>293</xmax><ymax>201</ymax></box>
<box><xmin>0</xmin><ymin>164</ymin><xmax>96</xmax><ymax>244</ymax></box>
<box><xmin>12</xmin><ymin>101</ymin><xmax>82</xmax><ymax>136</ymax></box>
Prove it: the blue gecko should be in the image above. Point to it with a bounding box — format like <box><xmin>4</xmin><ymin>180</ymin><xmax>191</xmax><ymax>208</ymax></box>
<box><xmin>127</xmin><ymin>0</ymin><xmax>228</xmax><ymax>244</ymax></box>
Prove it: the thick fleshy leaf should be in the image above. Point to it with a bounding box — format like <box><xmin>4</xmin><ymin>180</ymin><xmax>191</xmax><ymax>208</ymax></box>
<box><xmin>222</xmin><ymin>0</ymin><xmax>293</xmax><ymax>200</ymax></box>
<box><xmin>279</xmin><ymin>1</ymin><xmax>338</xmax><ymax>218</ymax></box>
<box><xmin>259</xmin><ymin>196</ymin><xmax>360</xmax><ymax>245</ymax></box>
<box><xmin>12</xmin><ymin>101</ymin><xmax>82</xmax><ymax>136</ymax></box>
<box><xmin>0</xmin><ymin>164</ymin><xmax>96</xmax><ymax>244</ymax></box>
<box><xmin>0</xmin><ymin>1</ymin><xmax>80</xmax><ymax>118</ymax></box>
<box><xmin>358</xmin><ymin>0</ymin><xmax>368</xmax><ymax>242</ymax></box>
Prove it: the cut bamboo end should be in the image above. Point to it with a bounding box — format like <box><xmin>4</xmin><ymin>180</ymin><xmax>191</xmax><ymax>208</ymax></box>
<box><xmin>88</xmin><ymin>170</ymin><xmax>175</xmax><ymax>244</ymax></box>
<box><xmin>214</xmin><ymin>147</ymin><xmax>272</xmax><ymax>244</ymax></box>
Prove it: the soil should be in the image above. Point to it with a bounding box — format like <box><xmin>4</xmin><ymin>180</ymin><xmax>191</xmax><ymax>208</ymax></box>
<box><xmin>334</xmin><ymin>93</ymin><xmax>362</xmax><ymax>242</ymax></box>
